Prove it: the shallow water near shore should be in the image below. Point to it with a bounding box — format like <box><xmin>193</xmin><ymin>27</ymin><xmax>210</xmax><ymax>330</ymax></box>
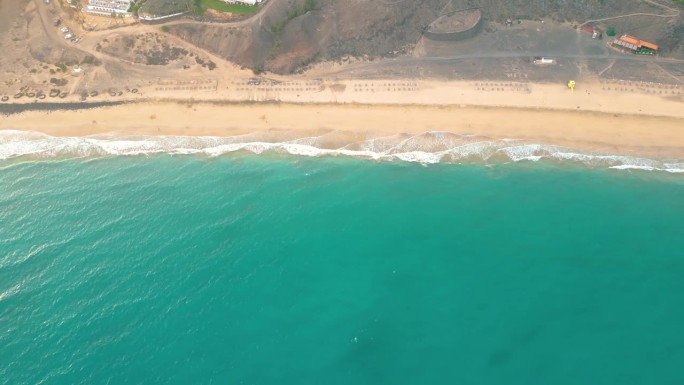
<box><xmin>2</xmin><ymin>155</ymin><xmax>684</xmax><ymax>384</ymax></box>
<box><xmin>2</xmin><ymin>130</ymin><xmax>683</xmax><ymax>172</ymax></box>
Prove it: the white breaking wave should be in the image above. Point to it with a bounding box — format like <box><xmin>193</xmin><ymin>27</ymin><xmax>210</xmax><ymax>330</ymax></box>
<box><xmin>1</xmin><ymin>130</ymin><xmax>682</xmax><ymax>173</ymax></box>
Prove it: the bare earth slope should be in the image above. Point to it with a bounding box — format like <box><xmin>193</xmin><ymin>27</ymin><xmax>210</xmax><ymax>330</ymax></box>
<box><xmin>169</xmin><ymin>0</ymin><xmax>445</xmax><ymax>73</ymax></box>
<box><xmin>167</xmin><ymin>0</ymin><xmax>683</xmax><ymax>74</ymax></box>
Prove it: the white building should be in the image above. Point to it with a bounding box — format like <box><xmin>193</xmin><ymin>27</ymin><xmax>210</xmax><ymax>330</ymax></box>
<box><xmin>86</xmin><ymin>0</ymin><xmax>132</xmax><ymax>17</ymax></box>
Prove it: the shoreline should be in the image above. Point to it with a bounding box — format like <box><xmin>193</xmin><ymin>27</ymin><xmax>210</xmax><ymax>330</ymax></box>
<box><xmin>1</xmin><ymin>100</ymin><xmax>684</xmax><ymax>165</ymax></box>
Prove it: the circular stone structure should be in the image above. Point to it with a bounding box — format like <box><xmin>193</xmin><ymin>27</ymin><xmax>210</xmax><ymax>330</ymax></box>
<box><xmin>424</xmin><ymin>8</ymin><xmax>482</xmax><ymax>41</ymax></box>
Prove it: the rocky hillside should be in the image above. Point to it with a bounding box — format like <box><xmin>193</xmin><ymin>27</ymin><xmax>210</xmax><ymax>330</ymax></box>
<box><xmin>168</xmin><ymin>0</ymin><xmax>683</xmax><ymax>74</ymax></box>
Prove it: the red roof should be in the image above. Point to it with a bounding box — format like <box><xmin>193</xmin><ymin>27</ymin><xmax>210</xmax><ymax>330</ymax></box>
<box><xmin>617</xmin><ymin>34</ymin><xmax>659</xmax><ymax>51</ymax></box>
<box><xmin>618</xmin><ymin>35</ymin><xmax>640</xmax><ymax>46</ymax></box>
<box><xmin>640</xmin><ymin>41</ymin><xmax>659</xmax><ymax>51</ymax></box>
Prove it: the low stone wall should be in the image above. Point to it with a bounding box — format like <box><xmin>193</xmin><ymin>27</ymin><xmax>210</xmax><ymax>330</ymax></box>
<box><xmin>423</xmin><ymin>9</ymin><xmax>483</xmax><ymax>41</ymax></box>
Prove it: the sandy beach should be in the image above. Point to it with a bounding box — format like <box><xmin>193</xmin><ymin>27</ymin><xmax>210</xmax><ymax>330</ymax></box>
<box><xmin>2</xmin><ymin>93</ymin><xmax>684</xmax><ymax>160</ymax></box>
<box><xmin>3</xmin><ymin>59</ymin><xmax>684</xmax><ymax>162</ymax></box>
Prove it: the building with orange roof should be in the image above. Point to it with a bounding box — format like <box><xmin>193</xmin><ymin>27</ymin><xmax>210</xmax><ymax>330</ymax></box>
<box><xmin>639</xmin><ymin>40</ymin><xmax>659</xmax><ymax>52</ymax></box>
<box><xmin>613</xmin><ymin>34</ymin><xmax>659</xmax><ymax>54</ymax></box>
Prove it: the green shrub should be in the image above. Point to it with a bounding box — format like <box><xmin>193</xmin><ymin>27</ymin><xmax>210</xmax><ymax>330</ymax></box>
<box><xmin>199</xmin><ymin>0</ymin><xmax>257</xmax><ymax>14</ymax></box>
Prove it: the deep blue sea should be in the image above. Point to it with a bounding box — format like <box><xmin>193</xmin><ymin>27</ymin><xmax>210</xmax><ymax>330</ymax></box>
<box><xmin>2</xmin><ymin>154</ymin><xmax>684</xmax><ymax>385</ymax></box>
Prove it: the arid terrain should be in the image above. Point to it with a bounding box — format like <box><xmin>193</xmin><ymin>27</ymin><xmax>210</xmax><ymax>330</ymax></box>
<box><xmin>161</xmin><ymin>0</ymin><xmax>684</xmax><ymax>74</ymax></box>
<box><xmin>0</xmin><ymin>0</ymin><xmax>683</xmax><ymax>106</ymax></box>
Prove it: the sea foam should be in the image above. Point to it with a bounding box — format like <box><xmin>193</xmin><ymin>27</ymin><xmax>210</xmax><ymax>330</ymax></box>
<box><xmin>0</xmin><ymin>130</ymin><xmax>682</xmax><ymax>172</ymax></box>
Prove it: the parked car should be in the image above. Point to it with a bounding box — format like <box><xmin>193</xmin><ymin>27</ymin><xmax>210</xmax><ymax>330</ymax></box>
<box><xmin>60</xmin><ymin>27</ymin><xmax>69</xmax><ymax>33</ymax></box>
<box><xmin>64</xmin><ymin>33</ymin><xmax>73</xmax><ymax>39</ymax></box>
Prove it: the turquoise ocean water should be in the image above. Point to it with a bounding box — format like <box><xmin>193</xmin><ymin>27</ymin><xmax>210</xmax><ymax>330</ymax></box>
<box><xmin>2</xmin><ymin>153</ymin><xmax>684</xmax><ymax>384</ymax></box>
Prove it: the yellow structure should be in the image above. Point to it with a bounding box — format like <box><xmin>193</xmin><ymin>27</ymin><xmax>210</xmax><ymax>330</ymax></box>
<box><xmin>567</xmin><ymin>80</ymin><xmax>576</xmax><ymax>92</ymax></box>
